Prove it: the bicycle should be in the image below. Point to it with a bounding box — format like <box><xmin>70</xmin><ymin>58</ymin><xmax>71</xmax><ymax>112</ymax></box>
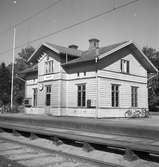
<box><xmin>125</xmin><ymin>109</ymin><xmax>141</xmax><ymax>118</ymax></box>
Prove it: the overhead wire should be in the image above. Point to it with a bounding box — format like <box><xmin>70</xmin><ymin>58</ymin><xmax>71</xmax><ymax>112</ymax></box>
<box><xmin>0</xmin><ymin>0</ymin><xmax>62</xmax><ymax>36</ymax></box>
<box><xmin>15</xmin><ymin>0</ymin><xmax>62</xmax><ymax>27</ymax></box>
<box><xmin>0</xmin><ymin>0</ymin><xmax>140</xmax><ymax>57</ymax></box>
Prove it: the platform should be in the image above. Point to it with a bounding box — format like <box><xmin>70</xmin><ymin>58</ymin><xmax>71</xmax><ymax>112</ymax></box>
<box><xmin>1</xmin><ymin>114</ymin><xmax>159</xmax><ymax>155</ymax></box>
<box><xmin>0</xmin><ymin>113</ymin><xmax>159</xmax><ymax>139</ymax></box>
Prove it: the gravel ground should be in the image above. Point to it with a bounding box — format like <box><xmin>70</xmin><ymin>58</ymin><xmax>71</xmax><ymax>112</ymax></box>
<box><xmin>0</xmin><ymin>133</ymin><xmax>99</xmax><ymax>167</ymax></box>
<box><xmin>0</xmin><ymin>132</ymin><xmax>159</xmax><ymax>167</ymax></box>
<box><xmin>0</xmin><ymin>155</ymin><xmax>26</xmax><ymax>167</ymax></box>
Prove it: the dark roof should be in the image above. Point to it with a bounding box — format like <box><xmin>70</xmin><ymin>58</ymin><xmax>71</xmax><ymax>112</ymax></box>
<box><xmin>25</xmin><ymin>40</ymin><xmax>158</xmax><ymax>74</ymax></box>
<box><xmin>27</xmin><ymin>43</ymin><xmax>82</xmax><ymax>63</ymax></box>
<box><xmin>45</xmin><ymin>42</ymin><xmax>82</xmax><ymax>57</ymax></box>
<box><xmin>62</xmin><ymin>41</ymin><xmax>128</xmax><ymax>65</ymax></box>
<box><xmin>20</xmin><ymin>64</ymin><xmax>38</xmax><ymax>74</ymax></box>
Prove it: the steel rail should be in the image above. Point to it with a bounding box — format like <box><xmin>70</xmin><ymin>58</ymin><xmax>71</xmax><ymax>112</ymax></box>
<box><xmin>0</xmin><ymin>135</ymin><xmax>124</xmax><ymax>167</ymax></box>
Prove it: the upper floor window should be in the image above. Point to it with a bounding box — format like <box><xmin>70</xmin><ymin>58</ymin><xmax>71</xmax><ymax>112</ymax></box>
<box><xmin>121</xmin><ymin>59</ymin><xmax>129</xmax><ymax>73</ymax></box>
<box><xmin>112</xmin><ymin>84</ymin><xmax>119</xmax><ymax>107</ymax></box>
<box><xmin>45</xmin><ymin>60</ymin><xmax>53</xmax><ymax>74</ymax></box>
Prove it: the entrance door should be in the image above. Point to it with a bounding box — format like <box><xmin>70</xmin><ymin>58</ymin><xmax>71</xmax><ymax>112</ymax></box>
<box><xmin>45</xmin><ymin>85</ymin><xmax>51</xmax><ymax>114</ymax></box>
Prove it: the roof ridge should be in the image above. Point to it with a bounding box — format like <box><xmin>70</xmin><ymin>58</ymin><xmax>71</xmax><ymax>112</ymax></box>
<box><xmin>45</xmin><ymin>42</ymin><xmax>83</xmax><ymax>52</ymax></box>
<box><xmin>62</xmin><ymin>41</ymin><xmax>129</xmax><ymax>66</ymax></box>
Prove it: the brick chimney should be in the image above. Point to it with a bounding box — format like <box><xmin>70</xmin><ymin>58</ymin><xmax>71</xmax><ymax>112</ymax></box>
<box><xmin>89</xmin><ymin>38</ymin><xmax>99</xmax><ymax>50</ymax></box>
<box><xmin>68</xmin><ymin>44</ymin><xmax>78</xmax><ymax>50</ymax></box>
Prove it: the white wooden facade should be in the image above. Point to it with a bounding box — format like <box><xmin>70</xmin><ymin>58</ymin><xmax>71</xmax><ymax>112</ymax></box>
<box><xmin>24</xmin><ymin>40</ymin><xmax>158</xmax><ymax>118</ymax></box>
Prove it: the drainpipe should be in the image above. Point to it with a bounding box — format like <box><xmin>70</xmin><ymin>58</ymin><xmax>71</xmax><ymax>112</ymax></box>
<box><xmin>59</xmin><ymin>66</ymin><xmax>63</xmax><ymax>116</ymax></box>
<box><xmin>66</xmin><ymin>53</ymin><xmax>68</xmax><ymax>63</ymax></box>
<box><xmin>95</xmin><ymin>47</ymin><xmax>99</xmax><ymax>118</ymax></box>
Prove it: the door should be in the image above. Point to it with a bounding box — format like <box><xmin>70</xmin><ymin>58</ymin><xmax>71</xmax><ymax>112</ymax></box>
<box><xmin>45</xmin><ymin>85</ymin><xmax>51</xmax><ymax>114</ymax></box>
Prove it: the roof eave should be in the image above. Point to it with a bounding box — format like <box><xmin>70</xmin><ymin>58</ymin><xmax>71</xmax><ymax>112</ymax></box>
<box><xmin>99</xmin><ymin>41</ymin><xmax>132</xmax><ymax>60</ymax></box>
<box><xmin>98</xmin><ymin>41</ymin><xmax>158</xmax><ymax>73</ymax></box>
<box><xmin>27</xmin><ymin>43</ymin><xmax>60</xmax><ymax>63</ymax></box>
<box><xmin>131</xmin><ymin>42</ymin><xmax>158</xmax><ymax>73</ymax></box>
<box><xmin>62</xmin><ymin>58</ymin><xmax>95</xmax><ymax>67</ymax></box>
<box><xmin>20</xmin><ymin>69</ymin><xmax>38</xmax><ymax>74</ymax></box>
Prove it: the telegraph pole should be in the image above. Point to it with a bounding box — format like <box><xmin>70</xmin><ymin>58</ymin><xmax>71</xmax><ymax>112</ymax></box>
<box><xmin>11</xmin><ymin>25</ymin><xmax>16</xmax><ymax>109</ymax></box>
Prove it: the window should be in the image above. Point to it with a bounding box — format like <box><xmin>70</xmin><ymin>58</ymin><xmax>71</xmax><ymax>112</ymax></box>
<box><xmin>121</xmin><ymin>59</ymin><xmax>129</xmax><ymax>73</ymax></box>
<box><xmin>45</xmin><ymin>60</ymin><xmax>53</xmax><ymax>74</ymax></box>
<box><xmin>46</xmin><ymin>85</ymin><xmax>51</xmax><ymax>106</ymax></box>
<box><xmin>77</xmin><ymin>84</ymin><xmax>86</xmax><ymax>107</ymax></box>
<box><xmin>77</xmin><ymin>72</ymin><xmax>80</xmax><ymax>77</ymax></box>
<box><xmin>112</xmin><ymin>84</ymin><xmax>119</xmax><ymax>107</ymax></box>
<box><xmin>33</xmin><ymin>88</ymin><xmax>37</xmax><ymax>107</ymax></box>
<box><xmin>131</xmin><ymin>86</ymin><xmax>138</xmax><ymax>107</ymax></box>
<box><xmin>84</xmin><ymin>72</ymin><xmax>86</xmax><ymax>76</ymax></box>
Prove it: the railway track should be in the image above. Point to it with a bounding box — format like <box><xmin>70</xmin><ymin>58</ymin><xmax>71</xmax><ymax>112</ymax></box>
<box><xmin>0</xmin><ymin>131</ymin><xmax>124</xmax><ymax>167</ymax></box>
<box><xmin>1</xmin><ymin>121</ymin><xmax>159</xmax><ymax>156</ymax></box>
<box><xmin>0</xmin><ymin>116</ymin><xmax>159</xmax><ymax>166</ymax></box>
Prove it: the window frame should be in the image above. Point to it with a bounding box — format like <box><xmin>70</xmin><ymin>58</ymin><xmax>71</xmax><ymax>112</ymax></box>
<box><xmin>131</xmin><ymin>86</ymin><xmax>138</xmax><ymax>107</ymax></box>
<box><xmin>45</xmin><ymin>85</ymin><xmax>51</xmax><ymax>106</ymax></box>
<box><xmin>111</xmin><ymin>84</ymin><xmax>119</xmax><ymax>107</ymax></box>
<box><xmin>33</xmin><ymin>88</ymin><xmax>38</xmax><ymax>107</ymax></box>
<box><xmin>121</xmin><ymin>59</ymin><xmax>130</xmax><ymax>74</ymax></box>
<box><xmin>77</xmin><ymin>84</ymin><xmax>86</xmax><ymax>107</ymax></box>
<box><xmin>45</xmin><ymin>60</ymin><xmax>54</xmax><ymax>74</ymax></box>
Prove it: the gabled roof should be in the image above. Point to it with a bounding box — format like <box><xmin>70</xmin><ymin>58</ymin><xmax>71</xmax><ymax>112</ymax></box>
<box><xmin>27</xmin><ymin>42</ymin><xmax>82</xmax><ymax>63</ymax></box>
<box><xmin>62</xmin><ymin>41</ymin><xmax>158</xmax><ymax>73</ymax></box>
<box><xmin>20</xmin><ymin>64</ymin><xmax>38</xmax><ymax>74</ymax></box>
<box><xmin>26</xmin><ymin>40</ymin><xmax>158</xmax><ymax>74</ymax></box>
<box><xmin>45</xmin><ymin>43</ymin><xmax>82</xmax><ymax>57</ymax></box>
<box><xmin>62</xmin><ymin>41</ymin><xmax>128</xmax><ymax>65</ymax></box>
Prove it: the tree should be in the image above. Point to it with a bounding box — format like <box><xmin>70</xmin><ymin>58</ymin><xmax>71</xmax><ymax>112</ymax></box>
<box><xmin>7</xmin><ymin>46</ymin><xmax>35</xmax><ymax>105</ymax></box>
<box><xmin>0</xmin><ymin>63</ymin><xmax>11</xmax><ymax>105</ymax></box>
<box><xmin>143</xmin><ymin>47</ymin><xmax>159</xmax><ymax>111</ymax></box>
<box><xmin>143</xmin><ymin>47</ymin><xmax>159</xmax><ymax>69</ymax></box>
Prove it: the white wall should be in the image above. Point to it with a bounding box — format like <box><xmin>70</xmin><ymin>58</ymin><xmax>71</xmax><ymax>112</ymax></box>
<box><xmin>24</xmin><ymin>46</ymin><xmax>149</xmax><ymax>117</ymax></box>
<box><xmin>105</xmin><ymin>53</ymin><xmax>147</xmax><ymax>77</ymax></box>
<box><xmin>38</xmin><ymin>52</ymin><xmax>61</xmax><ymax>76</ymax></box>
<box><xmin>25</xmin><ymin>80</ymin><xmax>37</xmax><ymax>106</ymax></box>
<box><xmin>66</xmin><ymin>77</ymin><xmax>97</xmax><ymax>108</ymax></box>
<box><xmin>99</xmin><ymin>77</ymin><xmax>148</xmax><ymax>109</ymax></box>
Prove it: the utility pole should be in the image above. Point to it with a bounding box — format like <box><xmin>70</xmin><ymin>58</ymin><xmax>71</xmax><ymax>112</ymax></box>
<box><xmin>11</xmin><ymin>25</ymin><xmax>16</xmax><ymax>109</ymax></box>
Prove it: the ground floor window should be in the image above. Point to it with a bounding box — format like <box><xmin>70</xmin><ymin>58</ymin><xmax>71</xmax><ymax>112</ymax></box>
<box><xmin>77</xmin><ymin>84</ymin><xmax>86</xmax><ymax>107</ymax></box>
<box><xmin>46</xmin><ymin>85</ymin><xmax>51</xmax><ymax>106</ymax></box>
<box><xmin>131</xmin><ymin>86</ymin><xmax>138</xmax><ymax>107</ymax></box>
<box><xmin>33</xmin><ymin>88</ymin><xmax>37</xmax><ymax>107</ymax></box>
<box><xmin>112</xmin><ymin>84</ymin><xmax>119</xmax><ymax>107</ymax></box>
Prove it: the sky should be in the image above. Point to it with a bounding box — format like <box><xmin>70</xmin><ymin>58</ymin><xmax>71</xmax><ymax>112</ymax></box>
<box><xmin>0</xmin><ymin>0</ymin><xmax>158</xmax><ymax>64</ymax></box>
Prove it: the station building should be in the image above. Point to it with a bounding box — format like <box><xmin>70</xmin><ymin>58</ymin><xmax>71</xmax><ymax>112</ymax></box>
<box><xmin>22</xmin><ymin>39</ymin><xmax>158</xmax><ymax>117</ymax></box>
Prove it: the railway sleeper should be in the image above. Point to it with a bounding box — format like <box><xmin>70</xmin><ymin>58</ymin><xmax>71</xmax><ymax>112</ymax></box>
<box><xmin>12</xmin><ymin>130</ymin><xmax>21</xmax><ymax>137</ymax></box>
<box><xmin>0</xmin><ymin>128</ymin><xmax>4</xmax><ymax>133</ymax></box>
<box><xmin>123</xmin><ymin>148</ymin><xmax>139</xmax><ymax>161</ymax></box>
<box><xmin>50</xmin><ymin>136</ymin><xmax>63</xmax><ymax>146</ymax></box>
<box><xmin>29</xmin><ymin>133</ymin><xmax>38</xmax><ymax>140</ymax></box>
<box><xmin>82</xmin><ymin>142</ymin><xmax>94</xmax><ymax>152</ymax></box>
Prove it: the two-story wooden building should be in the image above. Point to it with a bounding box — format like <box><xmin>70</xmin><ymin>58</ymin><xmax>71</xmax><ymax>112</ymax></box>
<box><xmin>22</xmin><ymin>39</ymin><xmax>158</xmax><ymax>117</ymax></box>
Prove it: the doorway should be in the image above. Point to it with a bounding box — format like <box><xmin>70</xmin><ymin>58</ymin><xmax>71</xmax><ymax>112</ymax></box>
<box><xmin>45</xmin><ymin>85</ymin><xmax>51</xmax><ymax>114</ymax></box>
